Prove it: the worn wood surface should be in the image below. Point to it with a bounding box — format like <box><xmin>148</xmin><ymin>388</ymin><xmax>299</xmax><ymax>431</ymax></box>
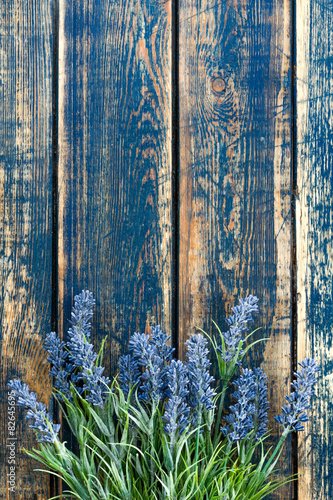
<box><xmin>0</xmin><ymin>0</ymin><xmax>332</xmax><ymax>498</ymax></box>
<box><xmin>296</xmin><ymin>0</ymin><xmax>333</xmax><ymax>498</ymax></box>
<box><xmin>178</xmin><ymin>1</ymin><xmax>293</xmax><ymax>498</ymax></box>
<box><xmin>58</xmin><ymin>0</ymin><xmax>172</xmax><ymax>383</ymax></box>
<box><xmin>0</xmin><ymin>0</ymin><xmax>54</xmax><ymax>498</ymax></box>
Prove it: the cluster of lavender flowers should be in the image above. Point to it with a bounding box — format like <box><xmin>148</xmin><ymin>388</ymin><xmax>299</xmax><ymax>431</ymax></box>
<box><xmin>8</xmin><ymin>291</ymin><xmax>111</xmax><ymax>443</ymax></box>
<box><xmin>118</xmin><ymin>326</ymin><xmax>216</xmax><ymax>437</ymax></box>
<box><xmin>8</xmin><ymin>292</ymin><xmax>319</xmax><ymax>448</ymax></box>
<box><xmin>221</xmin><ymin>358</ymin><xmax>319</xmax><ymax>443</ymax></box>
<box><xmin>44</xmin><ymin>290</ymin><xmax>110</xmax><ymax>406</ymax></box>
<box><xmin>221</xmin><ymin>368</ymin><xmax>269</xmax><ymax>442</ymax></box>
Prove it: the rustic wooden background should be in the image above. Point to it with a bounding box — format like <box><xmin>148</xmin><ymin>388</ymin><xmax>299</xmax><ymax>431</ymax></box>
<box><xmin>0</xmin><ymin>0</ymin><xmax>332</xmax><ymax>498</ymax></box>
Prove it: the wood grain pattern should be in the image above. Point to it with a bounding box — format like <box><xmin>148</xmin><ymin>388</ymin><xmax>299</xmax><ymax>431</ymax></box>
<box><xmin>178</xmin><ymin>1</ymin><xmax>293</xmax><ymax>498</ymax></box>
<box><xmin>296</xmin><ymin>0</ymin><xmax>333</xmax><ymax>498</ymax></box>
<box><xmin>0</xmin><ymin>0</ymin><xmax>53</xmax><ymax>497</ymax></box>
<box><xmin>58</xmin><ymin>0</ymin><xmax>172</xmax><ymax>382</ymax></box>
<box><xmin>0</xmin><ymin>1</ymin><xmax>331</xmax><ymax>498</ymax></box>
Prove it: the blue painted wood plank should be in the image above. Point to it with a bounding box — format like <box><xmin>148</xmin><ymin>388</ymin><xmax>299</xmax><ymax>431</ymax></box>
<box><xmin>57</xmin><ymin>0</ymin><xmax>172</xmax><ymax>381</ymax></box>
<box><xmin>178</xmin><ymin>1</ymin><xmax>293</xmax><ymax>498</ymax></box>
<box><xmin>0</xmin><ymin>0</ymin><xmax>54</xmax><ymax>497</ymax></box>
<box><xmin>296</xmin><ymin>0</ymin><xmax>333</xmax><ymax>498</ymax></box>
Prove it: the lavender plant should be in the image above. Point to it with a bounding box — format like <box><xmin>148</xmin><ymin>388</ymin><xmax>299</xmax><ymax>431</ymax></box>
<box><xmin>7</xmin><ymin>379</ymin><xmax>61</xmax><ymax>443</ymax></box>
<box><xmin>8</xmin><ymin>291</ymin><xmax>319</xmax><ymax>500</ymax></box>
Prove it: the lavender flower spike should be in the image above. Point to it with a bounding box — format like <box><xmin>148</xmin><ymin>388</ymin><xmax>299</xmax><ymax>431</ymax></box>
<box><xmin>81</xmin><ymin>366</ymin><xmax>111</xmax><ymax>406</ymax></box>
<box><xmin>66</xmin><ymin>290</ymin><xmax>111</xmax><ymax>406</ymax></box>
<box><xmin>128</xmin><ymin>331</ymin><xmax>164</xmax><ymax>403</ymax></box>
<box><xmin>8</xmin><ymin>379</ymin><xmax>61</xmax><ymax>443</ymax></box>
<box><xmin>185</xmin><ymin>334</ymin><xmax>216</xmax><ymax>427</ymax></box>
<box><xmin>44</xmin><ymin>332</ymin><xmax>73</xmax><ymax>401</ymax></box>
<box><xmin>275</xmin><ymin>357</ymin><xmax>319</xmax><ymax>432</ymax></box>
<box><xmin>150</xmin><ymin>325</ymin><xmax>174</xmax><ymax>364</ymax></box>
<box><xmin>226</xmin><ymin>295</ymin><xmax>259</xmax><ymax>332</ymax></box>
<box><xmin>216</xmin><ymin>296</ymin><xmax>259</xmax><ymax>379</ymax></box>
<box><xmin>67</xmin><ymin>290</ymin><xmax>97</xmax><ymax>369</ymax></box>
<box><xmin>252</xmin><ymin>368</ymin><xmax>269</xmax><ymax>440</ymax></box>
<box><xmin>163</xmin><ymin>360</ymin><xmax>190</xmax><ymax>440</ymax></box>
<box><xmin>44</xmin><ymin>291</ymin><xmax>109</xmax><ymax>405</ymax></box>
<box><xmin>221</xmin><ymin>368</ymin><xmax>256</xmax><ymax>442</ymax></box>
<box><xmin>118</xmin><ymin>354</ymin><xmax>141</xmax><ymax>398</ymax></box>
<box><xmin>69</xmin><ymin>289</ymin><xmax>95</xmax><ymax>340</ymax></box>
<box><xmin>150</xmin><ymin>325</ymin><xmax>174</xmax><ymax>397</ymax></box>
<box><xmin>139</xmin><ymin>347</ymin><xmax>164</xmax><ymax>403</ymax></box>
<box><xmin>128</xmin><ymin>332</ymin><xmax>150</xmax><ymax>360</ymax></box>
<box><xmin>221</xmin><ymin>367</ymin><xmax>269</xmax><ymax>442</ymax></box>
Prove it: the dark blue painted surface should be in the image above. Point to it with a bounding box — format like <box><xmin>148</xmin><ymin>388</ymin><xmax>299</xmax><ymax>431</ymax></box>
<box><xmin>298</xmin><ymin>1</ymin><xmax>333</xmax><ymax>496</ymax></box>
<box><xmin>59</xmin><ymin>0</ymin><xmax>172</xmax><ymax>380</ymax></box>
<box><xmin>0</xmin><ymin>0</ymin><xmax>54</xmax><ymax>496</ymax></box>
<box><xmin>178</xmin><ymin>1</ymin><xmax>293</xmax><ymax>498</ymax></box>
<box><xmin>0</xmin><ymin>0</ymin><xmax>332</xmax><ymax>497</ymax></box>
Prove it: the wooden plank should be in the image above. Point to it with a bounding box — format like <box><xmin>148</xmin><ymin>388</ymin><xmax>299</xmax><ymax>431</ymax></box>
<box><xmin>296</xmin><ymin>0</ymin><xmax>333</xmax><ymax>498</ymax></box>
<box><xmin>0</xmin><ymin>0</ymin><xmax>53</xmax><ymax>498</ymax></box>
<box><xmin>58</xmin><ymin>0</ymin><xmax>172</xmax><ymax>381</ymax></box>
<box><xmin>178</xmin><ymin>1</ymin><xmax>293</xmax><ymax>498</ymax></box>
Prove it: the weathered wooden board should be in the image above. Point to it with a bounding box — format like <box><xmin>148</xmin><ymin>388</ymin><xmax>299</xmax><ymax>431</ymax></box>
<box><xmin>0</xmin><ymin>0</ymin><xmax>331</xmax><ymax>498</ymax></box>
<box><xmin>296</xmin><ymin>0</ymin><xmax>333</xmax><ymax>498</ymax></box>
<box><xmin>57</xmin><ymin>0</ymin><xmax>172</xmax><ymax>381</ymax></box>
<box><xmin>178</xmin><ymin>0</ymin><xmax>293</xmax><ymax>498</ymax></box>
<box><xmin>0</xmin><ymin>0</ymin><xmax>54</xmax><ymax>498</ymax></box>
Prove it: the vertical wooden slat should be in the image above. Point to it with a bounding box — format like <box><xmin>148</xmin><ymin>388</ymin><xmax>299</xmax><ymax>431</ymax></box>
<box><xmin>58</xmin><ymin>0</ymin><xmax>172</xmax><ymax>379</ymax></box>
<box><xmin>178</xmin><ymin>0</ymin><xmax>293</xmax><ymax>498</ymax></box>
<box><xmin>296</xmin><ymin>0</ymin><xmax>333</xmax><ymax>498</ymax></box>
<box><xmin>0</xmin><ymin>0</ymin><xmax>53</xmax><ymax>498</ymax></box>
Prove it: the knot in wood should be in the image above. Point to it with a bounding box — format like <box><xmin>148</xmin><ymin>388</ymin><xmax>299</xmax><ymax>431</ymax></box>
<box><xmin>211</xmin><ymin>77</ymin><xmax>226</xmax><ymax>94</ymax></box>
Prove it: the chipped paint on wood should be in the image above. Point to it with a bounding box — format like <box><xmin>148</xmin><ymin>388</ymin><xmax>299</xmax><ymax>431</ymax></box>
<box><xmin>0</xmin><ymin>1</ymin><xmax>331</xmax><ymax>498</ymax></box>
<box><xmin>296</xmin><ymin>0</ymin><xmax>333</xmax><ymax>498</ymax></box>
<box><xmin>0</xmin><ymin>0</ymin><xmax>53</xmax><ymax>497</ymax></box>
<box><xmin>265</xmin><ymin>0</ymin><xmax>293</xmax><ymax>493</ymax></box>
<box><xmin>178</xmin><ymin>1</ymin><xmax>293</xmax><ymax>498</ymax></box>
<box><xmin>58</xmin><ymin>0</ymin><xmax>172</xmax><ymax>380</ymax></box>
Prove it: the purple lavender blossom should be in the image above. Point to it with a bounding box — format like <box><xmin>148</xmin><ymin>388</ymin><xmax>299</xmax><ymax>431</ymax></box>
<box><xmin>118</xmin><ymin>354</ymin><xmax>141</xmax><ymax>398</ymax></box>
<box><xmin>221</xmin><ymin>368</ymin><xmax>256</xmax><ymax>442</ymax></box>
<box><xmin>66</xmin><ymin>291</ymin><xmax>97</xmax><ymax>369</ymax></box>
<box><xmin>217</xmin><ymin>295</ymin><xmax>259</xmax><ymax>370</ymax></box>
<box><xmin>44</xmin><ymin>332</ymin><xmax>73</xmax><ymax>401</ymax></box>
<box><xmin>221</xmin><ymin>366</ymin><xmax>269</xmax><ymax>442</ymax></box>
<box><xmin>163</xmin><ymin>360</ymin><xmax>190</xmax><ymax>438</ymax></box>
<box><xmin>128</xmin><ymin>328</ymin><xmax>172</xmax><ymax>403</ymax></box>
<box><xmin>66</xmin><ymin>291</ymin><xmax>111</xmax><ymax>405</ymax></box>
<box><xmin>81</xmin><ymin>366</ymin><xmax>110</xmax><ymax>406</ymax></box>
<box><xmin>44</xmin><ymin>332</ymin><xmax>68</xmax><ymax>369</ymax></box>
<box><xmin>44</xmin><ymin>291</ymin><xmax>110</xmax><ymax>406</ymax></box>
<box><xmin>252</xmin><ymin>368</ymin><xmax>269</xmax><ymax>439</ymax></box>
<box><xmin>150</xmin><ymin>325</ymin><xmax>174</xmax><ymax>365</ymax></box>
<box><xmin>275</xmin><ymin>357</ymin><xmax>319</xmax><ymax>432</ymax></box>
<box><xmin>139</xmin><ymin>349</ymin><xmax>164</xmax><ymax>403</ymax></box>
<box><xmin>69</xmin><ymin>289</ymin><xmax>95</xmax><ymax>340</ymax></box>
<box><xmin>128</xmin><ymin>332</ymin><xmax>150</xmax><ymax>360</ymax></box>
<box><xmin>150</xmin><ymin>325</ymin><xmax>174</xmax><ymax>395</ymax></box>
<box><xmin>67</xmin><ymin>334</ymin><xmax>98</xmax><ymax>370</ymax></box>
<box><xmin>185</xmin><ymin>334</ymin><xmax>216</xmax><ymax>426</ymax></box>
<box><xmin>226</xmin><ymin>296</ymin><xmax>259</xmax><ymax>332</ymax></box>
<box><xmin>7</xmin><ymin>379</ymin><xmax>61</xmax><ymax>443</ymax></box>
<box><xmin>128</xmin><ymin>332</ymin><xmax>164</xmax><ymax>402</ymax></box>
